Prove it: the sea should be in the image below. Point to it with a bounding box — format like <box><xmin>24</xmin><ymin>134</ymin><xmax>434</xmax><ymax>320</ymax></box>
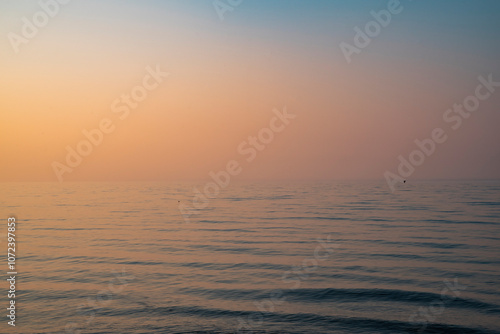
<box><xmin>1</xmin><ymin>180</ymin><xmax>500</xmax><ymax>333</ymax></box>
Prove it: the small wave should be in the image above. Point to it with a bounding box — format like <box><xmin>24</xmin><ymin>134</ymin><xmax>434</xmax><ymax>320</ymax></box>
<box><xmin>177</xmin><ymin>287</ymin><xmax>500</xmax><ymax>314</ymax></box>
<box><xmin>98</xmin><ymin>304</ymin><xmax>500</xmax><ymax>334</ymax></box>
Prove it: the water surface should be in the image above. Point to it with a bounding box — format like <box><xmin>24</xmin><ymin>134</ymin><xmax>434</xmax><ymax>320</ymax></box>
<box><xmin>2</xmin><ymin>181</ymin><xmax>500</xmax><ymax>333</ymax></box>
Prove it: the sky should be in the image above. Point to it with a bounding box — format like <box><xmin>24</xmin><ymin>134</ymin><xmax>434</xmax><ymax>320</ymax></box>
<box><xmin>1</xmin><ymin>0</ymin><xmax>499</xmax><ymax>182</ymax></box>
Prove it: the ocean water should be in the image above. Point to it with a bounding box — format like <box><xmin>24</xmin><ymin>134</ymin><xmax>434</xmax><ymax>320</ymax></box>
<box><xmin>2</xmin><ymin>181</ymin><xmax>500</xmax><ymax>334</ymax></box>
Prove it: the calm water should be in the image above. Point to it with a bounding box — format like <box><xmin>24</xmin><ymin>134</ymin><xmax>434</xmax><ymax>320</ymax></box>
<box><xmin>2</xmin><ymin>181</ymin><xmax>500</xmax><ymax>333</ymax></box>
